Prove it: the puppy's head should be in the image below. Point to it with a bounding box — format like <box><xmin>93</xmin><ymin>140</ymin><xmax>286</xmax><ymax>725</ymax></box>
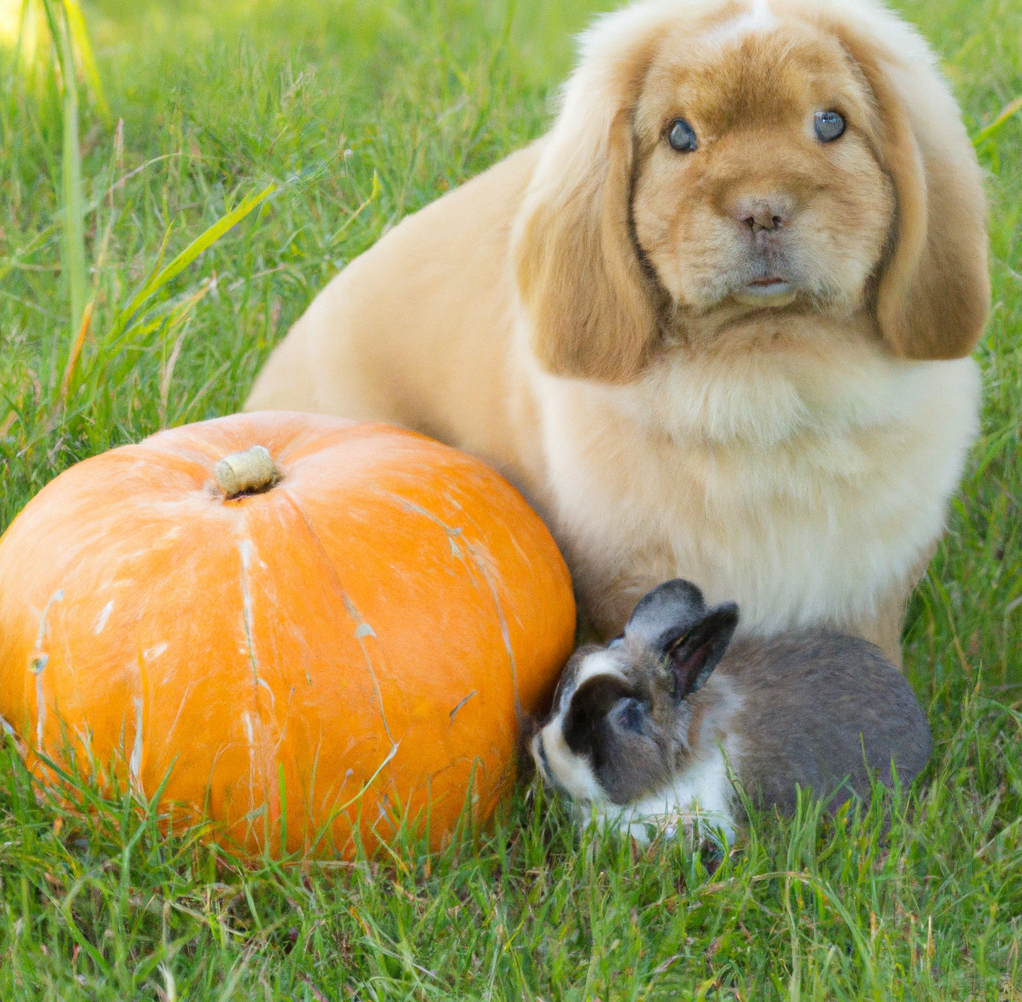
<box><xmin>513</xmin><ymin>0</ymin><xmax>988</xmax><ymax>381</ymax></box>
<box><xmin>532</xmin><ymin>579</ymin><xmax>739</xmax><ymax>807</ymax></box>
<box><xmin>631</xmin><ymin>13</ymin><xmax>893</xmax><ymax>320</ymax></box>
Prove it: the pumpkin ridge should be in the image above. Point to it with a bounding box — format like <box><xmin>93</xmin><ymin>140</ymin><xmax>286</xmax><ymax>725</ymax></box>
<box><xmin>364</xmin><ymin>481</ymin><xmax>528</xmax><ymax>734</ymax></box>
<box><xmin>369</xmin><ymin>486</ymin><xmax>473</xmax><ymax>562</ymax></box>
<box><xmin>275</xmin><ymin>482</ymin><xmax>399</xmax><ymax>752</ymax></box>
<box><xmin>243</xmin><ymin>484</ymin><xmax>402</xmax><ymax>838</ymax></box>
<box><xmin>344</xmin><ymin>594</ymin><xmax>399</xmax><ymax>751</ymax></box>
<box><xmin>462</xmin><ymin>537</ymin><xmax>523</xmax><ymax>727</ymax></box>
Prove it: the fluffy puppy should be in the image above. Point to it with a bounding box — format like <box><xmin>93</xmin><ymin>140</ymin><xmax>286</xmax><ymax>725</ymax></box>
<box><xmin>246</xmin><ymin>0</ymin><xmax>988</xmax><ymax>663</ymax></box>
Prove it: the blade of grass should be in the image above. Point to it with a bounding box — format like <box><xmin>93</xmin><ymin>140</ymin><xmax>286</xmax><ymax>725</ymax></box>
<box><xmin>61</xmin><ymin>0</ymin><xmax>110</xmax><ymax>122</ymax></box>
<box><xmin>65</xmin><ymin>184</ymin><xmax>275</xmax><ymax>403</ymax></box>
<box><xmin>113</xmin><ymin>183</ymin><xmax>276</xmax><ymax>335</ymax></box>
<box><xmin>973</xmin><ymin>94</ymin><xmax>1022</xmax><ymax>145</ymax></box>
<box><xmin>40</xmin><ymin>0</ymin><xmax>88</xmax><ymax>338</ymax></box>
<box><xmin>326</xmin><ymin>170</ymin><xmax>380</xmax><ymax>246</ymax></box>
<box><xmin>58</xmin><ymin>298</ymin><xmax>91</xmax><ymax>400</ymax></box>
<box><xmin>60</xmin><ymin>25</ymin><xmax>86</xmax><ymax>344</ymax></box>
<box><xmin>5</xmin><ymin>0</ymin><xmax>30</xmax><ymax>127</ymax></box>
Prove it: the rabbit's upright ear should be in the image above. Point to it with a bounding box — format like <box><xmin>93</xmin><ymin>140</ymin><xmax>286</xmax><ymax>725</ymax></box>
<box><xmin>511</xmin><ymin>17</ymin><xmax>663</xmax><ymax>383</ymax></box>
<box><xmin>624</xmin><ymin>579</ymin><xmax>740</xmax><ymax>697</ymax></box>
<box><xmin>624</xmin><ymin>579</ymin><xmax>708</xmax><ymax>652</ymax></box>
<box><xmin>667</xmin><ymin>604</ymin><xmax>739</xmax><ymax>701</ymax></box>
<box><xmin>836</xmin><ymin>12</ymin><xmax>989</xmax><ymax>360</ymax></box>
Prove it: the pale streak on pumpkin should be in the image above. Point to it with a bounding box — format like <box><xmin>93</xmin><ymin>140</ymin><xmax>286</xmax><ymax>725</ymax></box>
<box><xmin>375</xmin><ymin>491</ymin><xmax>478</xmax><ymax>583</ymax></box>
<box><xmin>29</xmin><ymin>588</ymin><xmax>63</xmax><ymax>751</ymax></box>
<box><xmin>241</xmin><ymin>710</ymin><xmax>257</xmax><ymax>814</ymax></box>
<box><xmin>237</xmin><ymin>537</ymin><xmax>280</xmax><ymax>823</ymax></box>
<box><xmin>93</xmin><ymin>600</ymin><xmax>115</xmax><ymax>635</ymax></box>
<box><xmin>163</xmin><ymin>682</ymin><xmax>197</xmax><ymax>743</ymax></box>
<box><xmin>435</xmin><ymin>496</ymin><xmax>528</xmax><ymax>727</ymax></box>
<box><xmin>275</xmin><ymin>484</ymin><xmax>401</xmax><ymax>814</ymax></box>
<box><xmin>238</xmin><ymin>538</ymin><xmax>275</xmax><ymax>709</ymax></box>
<box><xmin>466</xmin><ymin>540</ymin><xmax>523</xmax><ymax>726</ymax></box>
<box><xmin>32</xmin><ymin>662</ymin><xmax>46</xmax><ymax>751</ymax></box>
<box><xmin>275</xmin><ymin>484</ymin><xmax>396</xmax><ymax>753</ymax></box>
<box><xmin>238</xmin><ymin>539</ymin><xmax>259</xmax><ymax>684</ymax></box>
<box><xmin>373</xmin><ymin>490</ymin><xmax>523</xmax><ymax>721</ymax></box>
<box><xmin>129</xmin><ymin>696</ymin><xmax>145</xmax><ymax>795</ymax></box>
<box><xmin>340</xmin><ymin>599</ymin><xmax>404</xmax><ymax>837</ymax></box>
<box><xmin>33</xmin><ymin>588</ymin><xmax>64</xmax><ymax>651</ymax></box>
<box><xmin>342</xmin><ymin>595</ymin><xmax>397</xmax><ymax>749</ymax></box>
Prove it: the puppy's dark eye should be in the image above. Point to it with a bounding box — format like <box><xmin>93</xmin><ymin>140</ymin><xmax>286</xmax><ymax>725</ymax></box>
<box><xmin>667</xmin><ymin>118</ymin><xmax>698</xmax><ymax>153</ymax></box>
<box><xmin>814</xmin><ymin>110</ymin><xmax>845</xmax><ymax>143</ymax></box>
<box><xmin>613</xmin><ymin>697</ymin><xmax>646</xmax><ymax>733</ymax></box>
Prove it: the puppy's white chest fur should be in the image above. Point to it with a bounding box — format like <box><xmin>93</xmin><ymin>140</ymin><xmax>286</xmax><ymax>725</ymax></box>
<box><xmin>535</xmin><ymin>336</ymin><xmax>980</xmax><ymax>637</ymax></box>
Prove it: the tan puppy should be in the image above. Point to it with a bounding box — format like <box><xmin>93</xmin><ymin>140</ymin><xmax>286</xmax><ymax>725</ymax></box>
<box><xmin>246</xmin><ymin>0</ymin><xmax>988</xmax><ymax>663</ymax></box>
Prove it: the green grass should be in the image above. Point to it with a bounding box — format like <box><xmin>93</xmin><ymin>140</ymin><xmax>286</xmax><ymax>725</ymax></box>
<box><xmin>0</xmin><ymin>0</ymin><xmax>1020</xmax><ymax>997</ymax></box>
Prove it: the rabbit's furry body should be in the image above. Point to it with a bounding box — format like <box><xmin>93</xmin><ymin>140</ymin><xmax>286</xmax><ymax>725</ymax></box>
<box><xmin>533</xmin><ymin>581</ymin><xmax>932</xmax><ymax>839</ymax></box>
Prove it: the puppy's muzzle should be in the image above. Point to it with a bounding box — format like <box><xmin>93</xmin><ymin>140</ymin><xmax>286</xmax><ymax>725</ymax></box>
<box><xmin>732</xmin><ymin>193</ymin><xmax>793</xmax><ymax>233</ymax></box>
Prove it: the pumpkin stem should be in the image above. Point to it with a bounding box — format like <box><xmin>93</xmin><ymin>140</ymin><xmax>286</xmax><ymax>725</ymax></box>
<box><xmin>215</xmin><ymin>445</ymin><xmax>281</xmax><ymax>499</ymax></box>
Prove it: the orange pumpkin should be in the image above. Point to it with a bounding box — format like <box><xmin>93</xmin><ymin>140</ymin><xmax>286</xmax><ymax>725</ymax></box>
<box><xmin>0</xmin><ymin>412</ymin><xmax>575</xmax><ymax>856</ymax></box>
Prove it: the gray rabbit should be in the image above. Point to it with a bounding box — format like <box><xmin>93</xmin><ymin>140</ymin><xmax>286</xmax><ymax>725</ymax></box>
<box><xmin>530</xmin><ymin>579</ymin><xmax>932</xmax><ymax>840</ymax></box>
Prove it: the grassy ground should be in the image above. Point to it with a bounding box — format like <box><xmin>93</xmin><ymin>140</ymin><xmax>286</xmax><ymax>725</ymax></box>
<box><xmin>0</xmin><ymin>0</ymin><xmax>1020</xmax><ymax>997</ymax></box>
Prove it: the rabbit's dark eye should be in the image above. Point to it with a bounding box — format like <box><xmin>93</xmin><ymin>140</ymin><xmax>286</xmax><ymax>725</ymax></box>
<box><xmin>614</xmin><ymin>697</ymin><xmax>646</xmax><ymax>733</ymax></box>
<box><xmin>814</xmin><ymin>110</ymin><xmax>845</xmax><ymax>143</ymax></box>
<box><xmin>667</xmin><ymin>119</ymin><xmax>698</xmax><ymax>152</ymax></box>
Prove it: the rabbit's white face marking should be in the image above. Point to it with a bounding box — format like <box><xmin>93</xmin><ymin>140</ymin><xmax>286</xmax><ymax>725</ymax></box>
<box><xmin>532</xmin><ymin>721</ymin><xmax>604</xmax><ymax>801</ymax></box>
<box><xmin>554</xmin><ymin>648</ymin><xmax>627</xmax><ymax>711</ymax></box>
<box><xmin>533</xmin><ymin>646</ymin><xmax>627</xmax><ymax>799</ymax></box>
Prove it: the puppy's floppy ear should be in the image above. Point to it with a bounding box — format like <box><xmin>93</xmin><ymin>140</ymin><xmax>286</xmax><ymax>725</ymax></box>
<box><xmin>511</xmin><ymin>18</ymin><xmax>662</xmax><ymax>383</ymax></box>
<box><xmin>839</xmin><ymin>16</ymin><xmax>989</xmax><ymax>360</ymax></box>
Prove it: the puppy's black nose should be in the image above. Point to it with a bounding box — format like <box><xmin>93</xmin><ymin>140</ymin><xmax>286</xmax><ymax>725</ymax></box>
<box><xmin>733</xmin><ymin>196</ymin><xmax>791</xmax><ymax>233</ymax></box>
